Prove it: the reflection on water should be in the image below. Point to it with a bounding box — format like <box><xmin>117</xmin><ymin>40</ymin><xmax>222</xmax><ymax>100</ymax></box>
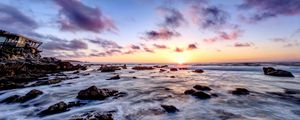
<box><xmin>0</xmin><ymin>65</ymin><xmax>299</xmax><ymax>120</ymax></box>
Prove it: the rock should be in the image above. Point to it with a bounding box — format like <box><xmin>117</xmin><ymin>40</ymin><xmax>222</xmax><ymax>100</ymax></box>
<box><xmin>193</xmin><ymin>85</ymin><xmax>211</xmax><ymax>91</ymax></box>
<box><xmin>73</xmin><ymin>70</ymin><xmax>80</xmax><ymax>74</ymax></box>
<box><xmin>0</xmin><ymin>95</ymin><xmax>21</xmax><ymax>103</ymax></box>
<box><xmin>98</xmin><ymin>65</ymin><xmax>120</xmax><ymax>72</ymax></box>
<box><xmin>67</xmin><ymin>101</ymin><xmax>85</xmax><ymax>108</ymax></box>
<box><xmin>94</xmin><ymin>113</ymin><xmax>114</xmax><ymax>120</ymax></box>
<box><xmin>263</xmin><ymin>67</ymin><xmax>294</xmax><ymax>77</ymax></box>
<box><xmin>179</xmin><ymin>68</ymin><xmax>188</xmax><ymax>70</ymax></box>
<box><xmin>132</xmin><ymin>66</ymin><xmax>154</xmax><ymax>70</ymax></box>
<box><xmin>191</xmin><ymin>91</ymin><xmax>211</xmax><ymax>99</ymax></box>
<box><xmin>121</xmin><ymin>64</ymin><xmax>127</xmax><ymax>69</ymax></box>
<box><xmin>70</xmin><ymin>112</ymin><xmax>113</xmax><ymax>120</ymax></box>
<box><xmin>106</xmin><ymin>75</ymin><xmax>120</xmax><ymax>80</ymax></box>
<box><xmin>132</xmin><ymin>76</ymin><xmax>137</xmax><ymax>79</ymax></box>
<box><xmin>31</xmin><ymin>78</ymin><xmax>63</xmax><ymax>86</ymax></box>
<box><xmin>161</xmin><ymin>104</ymin><xmax>179</xmax><ymax>113</ymax></box>
<box><xmin>39</xmin><ymin>101</ymin><xmax>68</xmax><ymax>116</ymax></box>
<box><xmin>170</xmin><ymin>76</ymin><xmax>175</xmax><ymax>78</ymax></box>
<box><xmin>159</xmin><ymin>69</ymin><xmax>166</xmax><ymax>72</ymax></box>
<box><xmin>18</xmin><ymin>89</ymin><xmax>43</xmax><ymax>102</ymax></box>
<box><xmin>0</xmin><ymin>81</ymin><xmax>24</xmax><ymax>90</ymax></box>
<box><xmin>231</xmin><ymin>88</ymin><xmax>249</xmax><ymax>95</ymax></box>
<box><xmin>170</xmin><ymin>68</ymin><xmax>178</xmax><ymax>71</ymax></box>
<box><xmin>184</xmin><ymin>89</ymin><xmax>196</xmax><ymax>95</ymax></box>
<box><xmin>77</xmin><ymin>86</ymin><xmax>119</xmax><ymax>100</ymax></box>
<box><xmin>192</xmin><ymin>69</ymin><xmax>204</xmax><ymax>73</ymax></box>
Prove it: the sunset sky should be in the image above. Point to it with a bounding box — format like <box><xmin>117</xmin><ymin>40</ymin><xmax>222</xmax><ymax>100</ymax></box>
<box><xmin>0</xmin><ymin>0</ymin><xmax>300</xmax><ymax>63</ymax></box>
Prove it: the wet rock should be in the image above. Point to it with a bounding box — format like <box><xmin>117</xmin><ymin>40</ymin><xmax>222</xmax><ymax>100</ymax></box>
<box><xmin>159</xmin><ymin>69</ymin><xmax>166</xmax><ymax>72</ymax></box>
<box><xmin>170</xmin><ymin>68</ymin><xmax>178</xmax><ymax>71</ymax></box>
<box><xmin>67</xmin><ymin>101</ymin><xmax>85</xmax><ymax>108</ymax></box>
<box><xmin>132</xmin><ymin>76</ymin><xmax>137</xmax><ymax>79</ymax></box>
<box><xmin>98</xmin><ymin>65</ymin><xmax>120</xmax><ymax>72</ymax></box>
<box><xmin>193</xmin><ymin>85</ymin><xmax>211</xmax><ymax>91</ymax></box>
<box><xmin>191</xmin><ymin>91</ymin><xmax>211</xmax><ymax>99</ymax></box>
<box><xmin>184</xmin><ymin>89</ymin><xmax>196</xmax><ymax>95</ymax></box>
<box><xmin>121</xmin><ymin>64</ymin><xmax>127</xmax><ymax>69</ymax></box>
<box><xmin>0</xmin><ymin>89</ymin><xmax>43</xmax><ymax>103</ymax></box>
<box><xmin>263</xmin><ymin>67</ymin><xmax>294</xmax><ymax>77</ymax></box>
<box><xmin>161</xmin><ymin>104</ymin><xmax>179</xmax><ymax>113</ymax></box>
<box><xmin>170</xmin><ymin>76</ymin><xmax>175</xmax><ymax>78</ymax></box>
<box><xmin>285</xmin><ymin>89</ymin><xmax>300</xmax><ymax>94</ymax></box>
<box><xmin>154</xmin><ymin>65</ymin><xmax>168</xmax><ymax>68</ymax></box>
<box><xmin>73</xmin><ymin>70</ymin><xmax>80</xmax><ymax>74</ymax></box>
<box><xmin>0</xmin><ymin>95</ymin><xmax>21</xmax><ymax>103</ymax></box>
<box><xmin>179</xmin><ymin>68</ymin><xmax>188</xmax><ymax>70</ymax></box>
<box><xmin>39</xmin><ymin>101</ymin><xmax>68</xmax><ymax>116</ymax></box>
<box><xmin>70</xmin><ymin>112</ymin><xmax>113</xmax><ymax>120</ymax></box>
<box><xmin>31</xmin><ymin>78</ymin><xmax>63</xmax><ymax>86</ymax></box>
<box><xmin>192</xmin><ymin>69</ymin><xmax>204</xmax><ymax>73</ymax></box>
<box><xmin>132</xmin><ymin>66</ymin><xmax>154</xmax><ymax>70</ymax></box>
<box><xmin>231</xmin><ymin>88</ymin><xmax>249</xmax><ymax>95</ymax></box>
<box><xmin>77</xmin><ymin>86</ymin><xmax>119</xmax><ymax>100</ymax></box>
<box><xmin>0</xmin><ymin>81</ymin><xmax>25</xmax><ymax>90</ymax></box>
<box><xmin>106</xmin><ymin>75</ymin><xmax>120</xmax><ymax>80</ymax></box>
<box><xmin>129</xmin><ymin>71</ymin><xmax>135</xmax><ymax>73</ymax></box>
<box><xmin>18</xmin><ymin>89</ymin><xmax>43</xmax><ymax>102</ymax></box>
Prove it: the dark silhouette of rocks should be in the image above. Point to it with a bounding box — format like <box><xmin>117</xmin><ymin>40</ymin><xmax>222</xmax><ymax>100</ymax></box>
<box><xmin>263</xmin><ymin>67</ymin><xmax>294</xmax><ymax>77</ymax></box>
<box><xmin>161</xmin><ymin>104</ymin><xmax>179</xmax><ymax>113</ymax></box>
<box><xmin>231</xmin><ymin>88</ymin><xmax>250</xmax><ymax>95</ymax></box>
<box><xmin>193</xmin><ymin>85</ymin><xmax>211</xmax><ymax>91</ymax></box>
<box><xmin>1</xmin><ymin>89</ymin><xmax>43</xmax><ymax>103</ymax></box>
<box><xmin>192</xmin><ymin>69</ymin><xmax>204</xmax><ymax>73</ymax></box>
<box><xmin>39</xmin><ymin>101</ymin><xmax>68</xmax><ymax>116</ymax></box>
<box><xmin>132</xmin><ymin>66</ymin><xmax>154</xmax><ymax>70</ymax></box>
<box><xmin>77</xmin><ymin>86</ymin><xmax>119</xmax><ymax>100</ymax></box>
<box><xmin>191</xmin><ymin>91</ymin><xmax>211</xmax><ymax>99</ymax></box>
<box><xmin>106</xmin><ymin>75</ymin><xmax>120</xmax><ymax>80</ymax></box>
<box><xmin>170</xmin><ymin>68</ymin><xmax>178</xmax><ymax>71</ymax></box>
<box><xmin>184</xmin><ymin>89</ymin><xmax>196</xmax><ymax>95</ymax></box>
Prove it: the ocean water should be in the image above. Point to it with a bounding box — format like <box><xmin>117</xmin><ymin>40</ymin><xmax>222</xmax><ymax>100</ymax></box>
<box><xmin>0</xmin><ymin>64</ymin><xmax>300</xmax><ymax>120</ymax></box>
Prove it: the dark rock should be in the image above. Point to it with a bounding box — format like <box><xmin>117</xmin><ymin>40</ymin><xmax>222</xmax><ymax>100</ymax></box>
<box><xmin>191</xmin><ymin>91</ymin><xmax>211</xmax><ymax>99</ymax></box>
<box><xmin>73</xmin><ymin>70</ymin><xmax>80</xmax><ymax>74</ymax></box>
<box><xmin>132</xmin><ymin>66</ymin><xmax>154</xmax><ymax>70</ymax></box>
<box><xmin>121</xmin><ymin>64</ymin><xmax>127</xmax><ymax>69</ymax></box>
<box><xmin>106</xmin><ymin>75</ymin><xmax>120</xmax><ymax>80</ymax></box>
<box><xmin>132</xmin><ymin>76</ymin><xmax>137</xmax><ymax>79</ymax></box>
<box><xmin>170</xmin><ymin>76</ymin><xmax>175</xmax><ymax>78</ymax></box>
<box><xmin>179</xmin><ymin>68</ymin><xmax>188</xmax><ymax>70</ymax></box>
<box><xmin>95</xmin><ymin>113</ymin><xmax>114</xmax><ymax>120</ymax></box>
<box><xmin>193</xmin><ymin>85</ymin><xmax>211</xmax><ymax>91</ymax></box>
<box><xmin>263</xmin><ymin>67</ymin><xmax>294</xmax><ymax>77</ymax></box>
<box><xmin>211</xmin><ymin>93</ymin><xmax>219</xmax><ymax>97</ymax></box>
<box><xmin>285</xmin><ymin>89</ymin><xmax>300</xmax><ymax>94</ymax></box>
<box><xmin>77</xmin><ymin>86</ymin><xmax>119</xmax><ymax>100</ymax></box>
<box><xmin>159</xmin><ymin>69</ymin><xmax>166</xmax><ymax>72</ymax></box>
<box><xmin>231</xmin><ymin>88</ymin><xmax>249</xmax><ymax>95</ymax></box>
<box><xmin>67</xmin><ymin>101</ymin><xmax>85</xmax><ymax>108</ymax></box>
<box><xmin>0</xmin><ymin>81</ymin><xmax>24</xmax><ymax>90</ymax></box>
<box><xmin>170</xmin><ymin>68</ymin><xmax>178</xmax><ymax>71</ymax></box>
<box><xmin>70</xmin><ymin>112</ymin><xmax>113</xmax><ymax>120</ymax></box>
<box><xmin>18</xmin><ymin>89</ymin><xmax>43</xmax><ymax>102</ymax></box>
<box><xmin>98</xmin><ymin>65</ymin><xmax>120</xmax><ymax>72</ymax></box>
<box><xmin>192</xmin><ymin>69</ymin><xmax>204</xmax><ymax>73</ymax></box>
<box><xmin>0</xmin><ymin>95</ymin><xmax>21</xmax><ymax>103</ymax></box>
<box><xmin>184</xmin><ymin>89</ymin><xmax>196</xmax><ymax>95</ymax></box>
<box><xmin>161</xmin><ymin>104</ymin><xmax>179</xmax><ymax>113</ymax></box>
<box><xmin>39</xmin><ymin>101</ymin><xmax>68</xmax><ymax>116</ymax></box>
<box><xmin>31</xmin><ymin>78</ymin><xmax>63</xmax><ymax>86</ymax></box>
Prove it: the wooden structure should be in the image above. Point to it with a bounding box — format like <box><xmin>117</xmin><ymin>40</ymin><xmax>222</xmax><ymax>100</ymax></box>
<box><xmin>0</xmin><ymin>30</ymin><xmax>42</xmax><ymax>49</ymax></box>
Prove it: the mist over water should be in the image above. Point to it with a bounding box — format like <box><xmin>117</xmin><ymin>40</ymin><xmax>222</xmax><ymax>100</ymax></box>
<box><xmin>0</xmin><ymin>64</ymin><xmax>299</xmax><ymax>120</ymax></box>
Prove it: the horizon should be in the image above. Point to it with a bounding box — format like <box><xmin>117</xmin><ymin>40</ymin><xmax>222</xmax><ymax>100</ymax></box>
<box><xmin>1</xmin><ymin>0</ymin><xmax>300</xmax><ymax>63</ymax></box>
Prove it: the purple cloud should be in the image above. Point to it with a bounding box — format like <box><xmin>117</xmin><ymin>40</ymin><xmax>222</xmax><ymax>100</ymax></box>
<box><xmin>187</xmin><ymin>44</ymin><xmax>197</xmax><ymax>50</ymax></box>
<box><xmin>87</xmin><ymin>38</ymin><xmax>122</xmax><ymax>49</ymax></box>
<box><xmin>142</xmin><ymin>28</ymin><xmax>180</xmax><ymax>40</ymax></box>
<box><xmin>54</xmin><ymin>0</ymin><xmax>117</xmax><ymax>33</ymax></box>
<box><xmin>130</xmin><ymin>45</ymin><xmax>141</xmax><ymax>50</ymax></box>
<box><xmin>43</xmin><ymin>39</ymin><xmax>88</xmax><ymax>51</ymax></box>
<box><xmin>174</xmin><ymin>47</ymin><xmax>184</xmax><ymax>52</ymax></box>
<box><xmin>234</xmin><ymin>42</ymin><xmax>254</xmax><ymax>47</ymax></box>
<box><xmin>0</xmin><ymin>3</ymin><xmax>38</xmax><ymax>34</ymax></box>
<box><xmin>239</xmin><ymin>0</ymin><xmax>300</xmax><ymax>22</ymax></box>
<box><xmin>203</xmin><ymin>26</ymin><xmax>243</xmax><ymax>43</ymax></box>
<box><xmin>153</xmin><ymin>44</ymin><xmax>168</xmax><ymax>49</ymax></box>
<box><xmin>157</xmin><ymin>6</ymin><xmax>186</xmax><ymax>28</ymax></box>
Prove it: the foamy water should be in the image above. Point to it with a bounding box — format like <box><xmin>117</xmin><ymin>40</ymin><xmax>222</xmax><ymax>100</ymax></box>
<box><xmin>0</xmin><ymin>65</ymin><xmax>299</xmax><ymax>120</ymax></box>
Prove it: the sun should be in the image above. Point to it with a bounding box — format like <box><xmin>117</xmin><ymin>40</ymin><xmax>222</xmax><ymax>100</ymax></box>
<box><xmin>175</xmin><ymin>55</ymin><xmax>185</xmax><ymax>65</ymax></box>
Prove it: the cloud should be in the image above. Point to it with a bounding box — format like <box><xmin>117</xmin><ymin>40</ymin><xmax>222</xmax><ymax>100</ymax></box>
<box><xmin>54</xmin><ymin>0</ymin><xmax>117</xmax><ymax>33</ymax></box>
<box><xmin>0</xmin><ymin>3</ymin><xmax>38</xmax><ymax>34</ymax></box>
<box><xmin>238</xmin><ymin>0</ymin><xmax>300</xmax><ymax>22</ymax></box>
<box><xmin>203</xmin><ymin>26</ymin><xmax>243</xmax><ymax>43</ymax></box>
<box><xmin>187</xmin><ymin>44</ymin><xmax>197</xmax><ymax>50</ymax></box>
<box><xmin>142</xmin><ymin>28</ymin><xmax>180</xmax><ymax>40</ymax></box>
<box><xmin>90</xmin><ymin>49</ymin><xmax>122</xmax><ymax>57</ymax></box>
<box><xmin>234</xmin><ymin>42</ymin><xmax>254</xmax><ymax>47</ymax></box>
<box><xmin>174</xmin><ymin>47</ymin><xmax>184</xmax><ymax>52</ymax></box>
<box><xmin>189</xmin><ymin>4</ymin><xmax>229</xmax><ymax>30</ymax></box>
<box><xmin>87</xmin><ymin>38</ymin><xmax>122</xmax><ymax>49</ymax></box>
<box><xmin>42</xmin><ymin>39</ymin><xmax>88</xmax><ymax>51</ymax></box>
<box><xmin>130</xmin><ymin>44</ymin><xmax>141</xmax><ymax>50</ymax></box>
<box><xmin>153</xmin><ymin>44</ymin><xmax>168</xmax><ymax>49</ymax></box>
<box><xmin>143</xmin><ymin>47</ymin><xmax>155</xmax><ymax>53</ymax></box>
<box><xmin>157</xmin><ymin>6</ymin><xmax>186</xmax><ymax>28</ymax></box>
<box><xmin>271</xmin><ymin>38</ymin><xmax>287</xmax><ymax>42</ymax></box>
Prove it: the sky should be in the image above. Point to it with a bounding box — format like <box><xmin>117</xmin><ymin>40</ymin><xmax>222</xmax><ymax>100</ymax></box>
<box><xmin>0</xmin><ymin>0</ymin><xmax>300</xmax><ymax>63</ymax></box>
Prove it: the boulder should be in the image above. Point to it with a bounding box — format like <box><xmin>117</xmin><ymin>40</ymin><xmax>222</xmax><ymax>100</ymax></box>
<box><xmin>170</xmin><ymin>68</ymin><xmax>178</xmax><ymax>71</ymax></box>
<box><xmin>39</xmin><ymin>101</ymin><xmax>68</xmax><ymax>116</ymax></box>
<box><xmin>106</xmin><ymin>75</ymin><xmax>120</xmax><ymax>80</ymax></box>
<box><xmin>231</xmin><ymin>88</ymin><xmax>249</xmax><ymax>95</ymax></box>
<box><xmin>67</xmin><ymin>101</ymin><xmax>85</xmax><ymax>108</ymax></box>
<box><xmin>184</xmin><ymin>89</ymin><xmax>196</xmax><ymax>95</ymax></box>
<box><xmin>99</xmin><ymin>65</ymin><xmax>120</xmax><ymax>72</ymax></box>
<box><xmin>31</xmin><ymin>78</ymin><xmax>63</xmax><ymax>86</ymax></box>
<box><xmin>191</xmin><ymin>91</ymin><xmax>211</xmax><ymax>99</ymax></box>
<box><xmin>263</xmin><ymin>67</ymin><xmax>294</xmax><ymax>77</ymax></box>
<box><xmin>193</xmin><ymin>85</ymin><xmax>211</xmax><ymax>91</ymax></box>
<box><xmin>18</xmin><ymin>89</ymin><xmax>43</xmax><ymax>102</ymax></box>
<box><xmin>192</xmin><ymin>69</ymin><xmax>204</xmax><ymax>73</ymax></box>
<box><xmin>0</xmin><ymin>95</ymin><xmax>21</xmax><ymax>103</ymax></box>
<box><xmin>0</xmin><ymin>81</ymin><xmax>25</xmax><ymax>90</ymax></box>
<box><xmin>77</xmin><ymin>86</ymin><xmax>119</xmax><ymax>100</ymax></box>
<box><xmin>161</xmin><ymin>104</ymin><xmax>179</xmax><ymax>113</ymax></box>
<box><xmin>170</xmin><ymin>76</ymin><xmax>175</xmax><ymax>78</ymax></box>
<box><xmin>70</xmin><ymin>112</ymin><xmax>113</xmax><ymax>120</ymax></box>
<box><xmin>132</xmin><ymin>66</ymin><xmax>154</xmax><ymax>70</ymax></box>
<box><xmin>159</xmin><ymin>69</ymin><xmax>166</xmax><ymax>72</ymax></box>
